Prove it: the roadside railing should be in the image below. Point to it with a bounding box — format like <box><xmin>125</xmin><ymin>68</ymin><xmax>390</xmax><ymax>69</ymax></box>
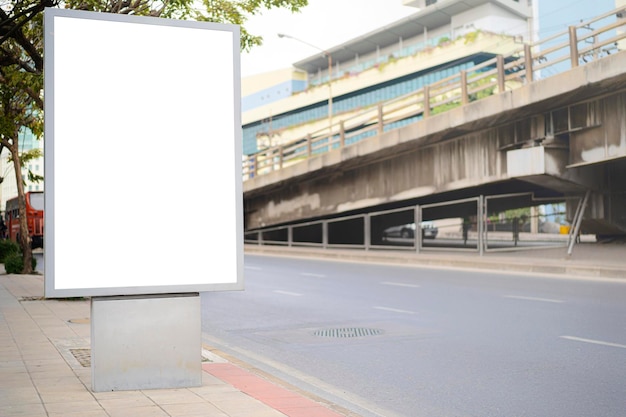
<box><xmin>243</xmin><ymin>7</ymin><xmax>626</xmax><ymax>181</ymax></box>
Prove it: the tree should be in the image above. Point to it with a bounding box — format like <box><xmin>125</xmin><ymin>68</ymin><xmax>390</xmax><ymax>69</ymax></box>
<box><xmin>0</xmin><ymin>0</ymin><xmax>50</xmax><ymax>273</ymax></box>
<box><xmin>0</xmin><ymin>0</ymin><xmax>308</xmax><ymax>273</ymax></box>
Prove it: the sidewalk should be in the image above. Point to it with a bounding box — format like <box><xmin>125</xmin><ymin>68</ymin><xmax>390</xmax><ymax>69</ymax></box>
<box><xmin>0</xmin><ymin>274</ymin><xmax>353</xmax><ymax>417</ymax></box>
<box><xmin>244</xmin><ymin>241</ymin><xmax>626</xmax><ymax>279</ymax></box>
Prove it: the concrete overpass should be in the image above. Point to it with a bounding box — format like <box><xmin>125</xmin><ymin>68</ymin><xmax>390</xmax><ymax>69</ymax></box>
<box><xmin>243</xmin><ymin>18</ymin><xmax>626</xmax><ymax>241</ymax></box>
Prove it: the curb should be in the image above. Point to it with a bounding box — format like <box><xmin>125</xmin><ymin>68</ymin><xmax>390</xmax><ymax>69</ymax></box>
<box><xmin>244</xmin><ymin>244</ymin><xmax>626</xmax><ymax>280</ymax></box>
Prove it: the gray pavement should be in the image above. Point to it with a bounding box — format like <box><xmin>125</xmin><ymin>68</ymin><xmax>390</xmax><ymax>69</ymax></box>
<box><xmin>0</xmin><ymin>243</ymin><xmax>623</xmax><ymax>417</ymax></box>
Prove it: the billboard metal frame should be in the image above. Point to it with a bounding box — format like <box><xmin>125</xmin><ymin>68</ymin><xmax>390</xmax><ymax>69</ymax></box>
<box><xmin>44</xmin><ymin>8</ymin><xmax>243</xmax><ymax>297</ymax></box>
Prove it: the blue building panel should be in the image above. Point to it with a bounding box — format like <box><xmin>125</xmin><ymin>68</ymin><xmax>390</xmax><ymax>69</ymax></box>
<box><xmin>242</xmin><ymin>79</ymin><xmax>307</xmax><ymax>112</ymax></box>
<box><xmin>243</xmin><ymin>54</ymin><xmax>492</xmax><ymax>155</ymax></box>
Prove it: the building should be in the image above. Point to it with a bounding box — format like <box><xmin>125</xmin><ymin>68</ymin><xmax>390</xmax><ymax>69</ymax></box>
<box><xmin>242</xmin><ymin>0</ymin><xmax>536</xmax><ymax>156</ymax></box>
<box><xmin>242</xmin><ymin>0</ymin><xmax>622</xmax><ymax>158</ymax></box>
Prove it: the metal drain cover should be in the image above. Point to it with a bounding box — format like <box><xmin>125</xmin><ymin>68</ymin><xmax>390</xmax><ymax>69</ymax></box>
<box><xmin>313</xmin><ymin>328</ymin><xmax>382</xmax><ymax>338</ymax></box>
<box><xmin>69</xmin><ymin>348</ymin><xmax>212</xmax><ymax>367</ymax></box>
<box><xmin>19</xmin><ymin>296</ymin><xmax>44</xmax><ymax>302</ymax></box>
<box><xmin>70</xmin><ymin>348</ymin><xmax>91</xmax><ymax>367</ymax></box>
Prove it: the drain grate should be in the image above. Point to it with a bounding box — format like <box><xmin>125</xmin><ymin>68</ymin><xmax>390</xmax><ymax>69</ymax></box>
<box><xmin>69</xmin><ymin>348</ymin><xmax>211</xmax><ymax>367</ymax></box>
<box><xmin>313</xmin><ymin>328</ymin><xmax>382</xmax><ymax>338</ymax></box>
<box><xmin>19</xmin><ymin>296</ymin><xmax>44</xmax><ymax>302</ymax></box>
<box><xmin>70</xmin><ymin>348</ymin><xmax>91</xmax><ymax>367</ymax></box>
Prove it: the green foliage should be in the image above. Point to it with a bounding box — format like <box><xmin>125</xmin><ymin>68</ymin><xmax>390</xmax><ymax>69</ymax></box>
<box><xmin>60</xmin><ymin>0</ymin><xmax>309</xmax><ymax>52</ymax></box>
<box><xmin>4</xmin><ymin>252</ymin><xmax>37</xmax><ymax>274</ymax></box>
<box><xmin>0</xmin><ymin>0</ymin><xmax>308</xmax><ymax>273</ymax></box>
<box><xmin>437</xmin><ymin>36</ymin><xmax>451</xmax><ymax>46</ymax></box>
<box><xmin>491</xmin><ymin>208</ymin><xmax>532</xmax><ymax>223</ymax></box>
<box><xmin>431</xmin><ymin>101</ymin><xmax>461</xmax><ymax>115</ymax></box>
<box><xmin>506</xmin><ymin>208</ymin><xmax>531</xmax><ymax>219</ymax></box>
<box><xmin>0</xmin><ymin>240</ymin><xmax>20</xmax><ymax>263</ymax></box>
<box><xmin>7</xmin><ymin>148</ymin><xmax>44</xmax><ymax>185</ymax></box>
<box><xmin>468</xmin><ymin>86</ymin><xmax>495</xmax><ymax>102</ymax></box>
<box><xmin>463</xmin><ymin>30</ymin><xmax>481</xmax><ymax>44</ymax></box>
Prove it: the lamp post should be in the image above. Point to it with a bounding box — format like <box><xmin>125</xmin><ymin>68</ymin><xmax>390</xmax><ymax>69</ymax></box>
<box><xmin>278</xmin><ymin>33</ymin><xmax>333</xmax><ymax>134</ymax></box>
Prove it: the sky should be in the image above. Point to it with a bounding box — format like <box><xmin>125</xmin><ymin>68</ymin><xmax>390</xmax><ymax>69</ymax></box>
<box><xmin>240</xmin><ymin>0</ymin><xmax>416</xmax><ymax>77</ymax></box>
<box><xmin>538</xmin><ymin>0</ymin><xmax>615</xmax><ymax>38</ymax></box>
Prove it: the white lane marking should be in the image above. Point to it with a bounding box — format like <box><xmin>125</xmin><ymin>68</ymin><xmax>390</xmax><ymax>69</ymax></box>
<box><xmin>374</xmin><ymin>306</ymin><xmax>417</xmax><ymax>315</ymax></box>
<box><xmin>381</xmin><ymin>281</ymin><xmax>420</xmax><ymax>288</ymax></box>
<box><xmin>504</xmin><ymin>295</ymin><xmax>564</xmax><ymax>304</ymax></box>
<box><xmin>244</xmin><ymin>266</ymin><xmax>262</xmax><ymax>270</ymax></box>
<box><xmin>300</xmin><ymin>272</ymin><xmax>326</xmax><ymax>278</ymax></box>
<box><xmin>273</xmin><ymin>290</ymin><xmax>303</xmax><ymax>297</ymax></box>
<box><xmin>560</xmin><ymin>336</ymin><xmax>626</xmax><ymax>350</ymax></box>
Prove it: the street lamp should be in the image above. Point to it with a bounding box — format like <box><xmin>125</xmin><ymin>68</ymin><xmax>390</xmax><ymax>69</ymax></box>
<box><xmin>278</xmin><ymin>33</ymin><xmax>333</xmax><ymax>133</ymax></box>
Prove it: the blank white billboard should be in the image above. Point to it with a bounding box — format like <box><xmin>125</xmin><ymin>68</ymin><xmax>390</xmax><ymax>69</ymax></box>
<box><xmin>44</xmin><ymin>8</ymin><xmax>243</xmax><ymax>297</ymax></box>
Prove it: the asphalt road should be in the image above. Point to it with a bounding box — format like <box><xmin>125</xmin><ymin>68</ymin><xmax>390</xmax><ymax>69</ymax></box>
<box><xmin>201</xmin><ymin>254</ymin><xmax>626</xmax><ymax>417</ymax></box>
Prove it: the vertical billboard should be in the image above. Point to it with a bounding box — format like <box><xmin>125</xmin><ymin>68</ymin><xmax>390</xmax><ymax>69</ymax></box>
<box><xmin>44</xmin><ymin>8</ymin><xmax>243</xmax><ymax>297</ymax></box>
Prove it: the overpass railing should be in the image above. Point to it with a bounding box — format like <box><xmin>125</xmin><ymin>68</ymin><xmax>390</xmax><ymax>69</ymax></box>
<box><xmin>243</xmin><ymin>7</ymin><xmax>626</xmax><ymax>181</ymax></box>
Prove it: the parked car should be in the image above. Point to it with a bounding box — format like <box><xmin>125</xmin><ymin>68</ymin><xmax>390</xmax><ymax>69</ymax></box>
<box><xmin>382</xmin><ymin>222</ymin><xmax>438</xmax><ymax>240</ymax></box>
<box><xmin>421</xmin><ymin>221</ymin><xmax>438</xmax><ymax>239</ymax></box>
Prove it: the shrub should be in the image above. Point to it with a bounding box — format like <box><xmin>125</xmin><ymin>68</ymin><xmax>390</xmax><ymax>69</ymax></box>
<box><xmin>4</xmin><ymin>252</ymin><xmax>37</xmax><ymax>274</ymax></box>
<box><xmin>437</xmin><ymin>36</ymin><xmax>451</xmax><ymax>46</ymax></box>
<box><xmin>0</xmin><ymin>240</ymin><xmax>20</xmax><ymax>263</ymax></box>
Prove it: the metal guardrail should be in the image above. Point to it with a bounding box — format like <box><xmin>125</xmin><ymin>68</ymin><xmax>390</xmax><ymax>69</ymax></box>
<box><xmin>243</xmin><ymin>7</ymin><xmax>626</xmax><ymax>181</ymax></box>
<box><xmin>244</xmin><ymin>193</ymin><xmax>583</xmax><ymax>254</ymax></box>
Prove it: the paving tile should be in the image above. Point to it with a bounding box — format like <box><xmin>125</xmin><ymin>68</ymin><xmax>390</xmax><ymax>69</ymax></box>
<box><xmin>189</xmin><ymin>384</ymin><xmax>240</xmax><ymax>399</ymax></box>
<box><xmin>97</xmin><ymin>395</ymin><xmax>158</xmax><ymax>410</ymax></box>
<box><xmin>25</xmin><ymin>358</ymin><xmax>68</xmax><ymax>368</ymax></box>
<box><xmin>208</xmin><ymin>392</ymin><xmax>277</xmax><ymax>412</ymax></box>
<box><xmin>47</xmin><ymin>409</ymin><xmax>110</xmax><ymax>417</ymax></box>
<box><xmin>38</xmin><ymin>389</ymin><xmax>97</xmax><ymax>404</ymax></box>
<box><xmin>143</xmin><ymin>388</ymin><xmax>207</xmax><ymax>405</ymax></box>
<box><xmin>200</xmin><ymin>371</ymin><xmax>231</xmax><ymax>385</ymax></box>
<box><xmin>106</xmin><ymin>405</ymin><xmax>169</xmax><ymax>417</ymax></box>
<box><xmin>26</xmin><ymin>365</ymin><xmax>78</xmax><ymax>377</ymax></box>
<box><xmin>0</xmin><ymin>370</ymin><xmax>34</xmax><ymax>388</ymax></box>
<box><xmin>0</xmin><ymin>355</ymin><xmax>24</xmax><ymax>365</ymax></box>
<box><xmin>0</xmin><ymin>386</ymin><xmax>41</xmax><ymax>404</ymax></box>
<box><xmin>192</xmin><ymin>388</ymin><xmax>256</xmax><ymax>403</ymax></box>
<box><xmin>92</xmin><ymin>389</ymin><xmax>151</xmax><ymax>400</ymax></box>
<box><xmin>0</xmin><ymin>402</ymin><xmax>47</xmax><ymax>417</ymax></box>
<box><xmin>30</xmin><ymin>375</ymin><xmax>87</xmax><ymax>391</ymax></box>
<box><xmin>160</xmin><ymin>401</ymin><xmax>229</xmax><ymax>417</ymax></box>
<box><xmin>19</xmin><ymin>346</ymin><xmax>59</xmax><ymax>359</ymax></box>
<box><xmin>43</xmin><ymin>400</ymin><xmax>104</xmax><ymax>414</ymax></box>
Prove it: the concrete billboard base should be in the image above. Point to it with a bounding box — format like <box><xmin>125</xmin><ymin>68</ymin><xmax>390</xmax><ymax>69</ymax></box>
<box><xmin>91</xmin><ymin>293</ymin><xmax>201</xmax><ymax>392</ymax></box>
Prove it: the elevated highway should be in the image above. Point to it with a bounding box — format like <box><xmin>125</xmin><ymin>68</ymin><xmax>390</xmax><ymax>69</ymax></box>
<box><xmin>243</xmin><ymin>12</ymin><xmax>626</xmax><ymax>242</ymax></box>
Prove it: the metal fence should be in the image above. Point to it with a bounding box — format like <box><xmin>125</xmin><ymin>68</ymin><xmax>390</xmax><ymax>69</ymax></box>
<box><xmin>244</xmin><ymin>193</ymin><xmax>594</xmax><ymax>254</ymax></box>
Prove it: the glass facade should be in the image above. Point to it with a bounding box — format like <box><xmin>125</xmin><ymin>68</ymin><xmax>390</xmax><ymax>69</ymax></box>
<box><xmin>243</xmin><ymin>55</ymin><xmax>491</xmax><ymax>155</ymax></box>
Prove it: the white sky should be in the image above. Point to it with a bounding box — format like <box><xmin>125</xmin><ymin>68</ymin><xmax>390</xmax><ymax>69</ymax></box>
<box><xmin>240</xmin><ymin>0</ymin><xmax>416</xmax><ymax>77</ymax></box>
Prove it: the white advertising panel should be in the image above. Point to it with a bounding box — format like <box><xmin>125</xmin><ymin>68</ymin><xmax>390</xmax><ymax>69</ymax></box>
<box><xmin>44</xmin><ymin>8</ymin><xmax>243</xmax><ymax>297</ymax></box>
